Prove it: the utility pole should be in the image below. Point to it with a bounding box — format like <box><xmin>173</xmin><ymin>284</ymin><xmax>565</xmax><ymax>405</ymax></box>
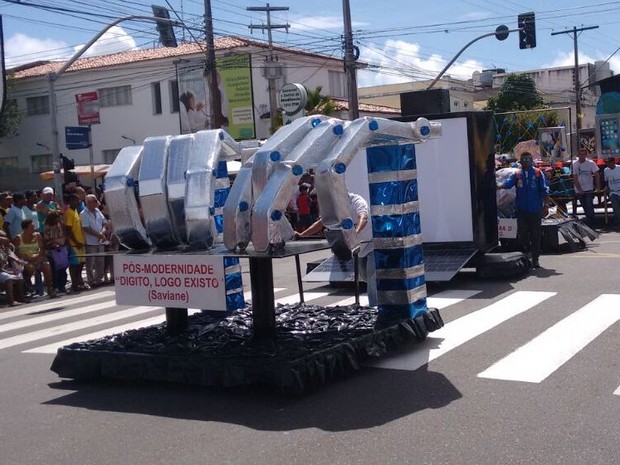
<box><xmin>552</xmin><ymin>25</ymin><xmax>599</xmax><ymax>132</ymax></box>
<box><xmin>342</xmin><ymin>0</ymin><xmax>359</xmax><ymax>119</ymax></box>
<box><xmin>247</xmin><ymin>3</ymin><xmax>289</xmax><ymax>132</ymax></box>
<box><xmin>204</xmin><ymin>0</ymin><xmax>223</xmax><ymax>129</ymax></box>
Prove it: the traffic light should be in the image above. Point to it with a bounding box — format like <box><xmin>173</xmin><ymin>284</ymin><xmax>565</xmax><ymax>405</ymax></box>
<box><xmin>518</xmin><ymin>12</ymin><xmax>536</xmax><ymax>49</ymax></box>
<box><xmin>152</xmin><ymin>5</ymin><xmax>178</xmax><ymax>48</ymax></box>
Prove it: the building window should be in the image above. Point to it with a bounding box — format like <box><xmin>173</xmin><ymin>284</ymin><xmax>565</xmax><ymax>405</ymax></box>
<box><xmin>169</xmin><ymin>80</ymin><xmax>179</xmax><ymax>113</ymax></box>
<box><xmin>31</xmin><ymin>154</ymin><xmax>53</xmax><ymax>173</ymax></box>
<box><xmin>328</xmin><ymin>70</ymin><xmax>347</xmax><ymax>99</ymax></box>
<box><xmin>98</xmin><ymin>85</ymin><xmax>132</xmax><ymax>107</ymax></box>
<box><xmin>0</xmin><ymin>157</ymin><xmax>18</xmax><ymax>174</ymax></box>
<box><xmin>152</xmin><ymin>82</ymin><xmax>162</xmax><ymax>115</ymax></box>
<box><xmin>102</xmin><ymin>149</ymin><xmax>121</xmax><ymax>164</ymax></box>
<box><xmin>464</xmin><ymin>102</ymin><xmax>468</xmax><ymax>108</ymax></box>
<box><xmin>26</xmin><ymin>96</ymin><xmax>49</xmax><ymax>115</ymax></box>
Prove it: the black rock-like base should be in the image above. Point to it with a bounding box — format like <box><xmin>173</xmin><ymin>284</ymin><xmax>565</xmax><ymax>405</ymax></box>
<box><xmin>51</xmin><ymin>303</ymin><xmax>444</xmax><ymax>396</ymax></box>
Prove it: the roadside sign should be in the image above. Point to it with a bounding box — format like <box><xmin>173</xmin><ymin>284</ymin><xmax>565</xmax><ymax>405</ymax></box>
<box><xmin>75</xmin><ymin>91</ymin><xmax>100</xmax><ymax>125</ymax></box>
<box><xmin>279</xmin><ymin>83</ymin><xmax>307</xmax><ymax>116</ymax></box>
<box><xmin>65</xmin><ymin>126</ymin><xmax>91</xmax><ymax>150</ymax></box>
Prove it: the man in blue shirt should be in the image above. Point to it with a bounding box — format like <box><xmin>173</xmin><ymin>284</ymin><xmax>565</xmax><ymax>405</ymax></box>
<box><xmin>498</xmin><ymin>152</ymin><xmax>549</xmax><ymax>268</ymax></box>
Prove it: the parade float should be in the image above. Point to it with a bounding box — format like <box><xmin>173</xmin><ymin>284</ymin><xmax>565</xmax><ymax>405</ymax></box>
<box><xmin>51</xmin><ymin>116</ymin><xmax>447</xmax><ymax>395</ymax></box>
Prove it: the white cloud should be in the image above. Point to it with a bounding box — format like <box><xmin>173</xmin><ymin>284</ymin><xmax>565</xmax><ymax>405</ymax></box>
<box><xmin>544</xmin><ymin>50</ymin><xmax>620</xmax><ymax>76</ymax></box>
<box><xmin>357</xmin><ymin>39</ymin><xmax>482</xmax><ymax>87</ymax></box>
<box><xmin>5</xmin><ymin>33</ymin><xmax>71</xmax><ymax>67</ymax></box>
<box><xmin>287</xmin><ymin>14</ymin><xmax>367</xmax><ymax>31</ymax></box>
<box><xmin>3</xmin><ymin>27</ymin><xmax>138</xmax><ymax>69</ymax></box>
<box><xmin>461</xmin><ymin>11</ymin><xmax>492</xmax><ymax>21</ymax></box>
<box><xmin>75</xmin><ymin>26</ymin><xmax>138</xmax><ymax>57</ymax></box>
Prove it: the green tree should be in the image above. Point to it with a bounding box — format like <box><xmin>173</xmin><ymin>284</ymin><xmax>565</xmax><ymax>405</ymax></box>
<box><xmin>0</xmin><ymin>74</ymin><xmax>21</xmax><ymax>138</ymax></box>
<box><xmin>485</xmin><ymin>74</ymin><xmax>544</xmax><ymax>112</ymax></box>
<box><xmin>305</xmin><ymin>85</ymin><xmax>336</xmax><ymax>115</ymax></box>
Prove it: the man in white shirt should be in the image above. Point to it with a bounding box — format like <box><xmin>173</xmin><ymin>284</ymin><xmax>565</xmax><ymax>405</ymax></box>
<box><xmin>80</xmin><ymin>194</ymin><xmax>107</xmax><ymax>287</ymax></box>
<box><xmin>604</xmin><ymin>157</ymin><xmax>620</xmax><ymax>227</ymax></box>
<box><xmin>572</xmin><ymin>148</ymin><xmax>602</xmax><ymax>225</ymax></box>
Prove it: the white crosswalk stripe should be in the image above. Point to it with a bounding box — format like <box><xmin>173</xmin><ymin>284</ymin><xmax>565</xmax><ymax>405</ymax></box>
<box><xmin>0</xmin><ymin>301</ymin><xmax>118</xmax><ymax>334</ymax></box>
<box><xmin>5</xmin><ymin>287</ymin><xmax>620</xmax><ymax>396</ymax></box>
<box><xmin>25</xmin><ymin>309</ymin><xmax>202</xmax><ymax>354</ymax></box>
<box><xmin>478</xmin><ymin>294</ymin><xmax>620</xmax><ymax>383</ymax></box>
<box><xmin>0</xmin><ymin>290</ymin><xmax>115</xmax><ymax>323</ymax></box>
<box><xmin>0</xmin><ymin>306</ymin><xmax>157</xmax><ymax>350</ymax></box>
<box><xmin>367</xmin><ymin>291</ymin><xmax>556</xmax><ymax>371</ymax></box>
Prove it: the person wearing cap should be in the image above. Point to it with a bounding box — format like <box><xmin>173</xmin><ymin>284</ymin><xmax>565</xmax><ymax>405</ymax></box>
<box><xmin>603</xmin><ymin>157</ymin><xmax>620</xmax><ymax>228</ymax></box>
<box><xmin>497</xmin><ymin>152</ymin><xmax>549</xmax><ymax>268</ymax></box>
<box><xmin>572</xmin><ymin>148</ymin><xmax>602</xmax><ymax>226</ymax></box>
<box><xmin>4</xmin><ymin>192</ymin><xmax>27</xmax><ymax>241</ymax></box>
<box><xmin>36</xmin><ymin>187</ymin><xmax>59</xmax><ymax>234</ymax></box>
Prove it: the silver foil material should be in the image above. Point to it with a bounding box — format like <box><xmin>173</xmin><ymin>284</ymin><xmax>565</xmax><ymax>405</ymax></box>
<box><xmin>373</xmin><ymin>234</ymin><xmax>423</xmax><ymax>250</ymax></box>
<box><xmin>223</xmin><ymin>115</ymin><xmax>328</xmax><ymax>252</ymax></box>
<box><xmin>139</xmin><ymin>135</ymin><xmax>178</xmax><ymax>248</ymax></box>
<box><xmin>367</xmin><ymin>169</ymin><xmax>418</xmax><ymax>184</ymax></box>
<box><xmin>103</xmin><ymin>145</ymin><xmax>151</xmax><ymax>250</ymax></box>
<box><xmin>166</xmin><ymin>134</ymin><xmax>194</xmax><ymax>244</ymax></box>
<box><xmin>370</xmin><ymin>201</ymin><xmax>419</xmax><ymax>217</ymax></box>
<box><xmin>185</xmin><ymin>130</ymin><xmax>241</xmax><ymax>249</ymax></box>
<box><xmin>251</xmin><ymin>118</ymin><xmax>345</xmax><ymax>252</ymax></box>
<box><xmin>377</xmin><ymin>286</ymin><xmax>427</xmax><ymax>305</ymax></box>
<box><xmin>314</xmin><ymin>117</ymin><xmax>440</xmax><ymax>255</ymax></box>
<box><xmin>376</xmin><ymin>265</ymin><xmax>425</xmax><ymax>280</ymax></box>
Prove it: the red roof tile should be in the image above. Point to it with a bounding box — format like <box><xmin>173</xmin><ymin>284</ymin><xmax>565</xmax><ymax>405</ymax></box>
<box><xmin>11</xmin><ymin>36</ymin><xmax>344</xmax><ymax>80</ymax></box>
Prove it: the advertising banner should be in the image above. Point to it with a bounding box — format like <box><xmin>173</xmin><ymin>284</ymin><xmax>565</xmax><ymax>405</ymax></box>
<box><xmin>75</xmin><ymin>91</ymin><xmax>100</xmax><ymax>125</ymax></box>
<box><xmin>114</xmin><ymin>254</ymin><xmax>227</xmax><ymax>310</ymax></box>
<box><xmin>177</xmin><ymin>54</ymin><xmax>255</xmax><ymax>139</ymax></box>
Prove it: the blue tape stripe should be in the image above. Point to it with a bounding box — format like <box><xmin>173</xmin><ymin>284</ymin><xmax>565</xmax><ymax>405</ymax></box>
<box><xmin>371</xmin><ymin>212</ymin><xmax>421</xmax><ymax>238</ymax></box>
<box><xmin>374</xmin><ymin>244</ymin><xmax>424</xmax><ymax>269</ymax></box>
<box><xmin>378</xmin><ymin>299</ymin><xmax>428</xmax><ymax>319</ymax></box>
<box><xmin>226</xmin><ymin>291</ymin><xmax>245</xmax><ymax>311</ymax></box>
<box><xmin>225</xmin><ymin>271</ymin><xmax>243</xmax><ymax>291</ymax></box>
<box><xmin>214</xmin><ymin>187</ymin><xmax>229</xmax><ymax>208</ymax></box>
<box><xmin>216</xmin><ymin>160</ymin><xmax>228</xmax><ymax>178</ymax></box>
<box><xmin>368</xmin><ymin>179</ymin><xmax>418</xmax><ymax>205</ymax></box>
<box><xmin>223</xmin><ymin>256</ymin><xmax>240</xmax><ymax>268</ymax></box>
<box><xmin>214</xmin><ymin>214</ymin><xmax>224</xmax><ymax>234</ymax></box>
<box><xmin>376</xmin><ymin>274</ymin><xmax>426</xmax><ymax>291</ymax></box>
<box><xmin>366</xmin><ymin>143</ymin><xmax>416</xmax><ymax>173</ymax></box>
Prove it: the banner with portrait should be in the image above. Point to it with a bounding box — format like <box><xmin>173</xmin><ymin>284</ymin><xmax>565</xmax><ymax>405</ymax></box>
<box><xmin>176</xmin><ymin>54</ymin><xmax>255</xmax><ymax>140</ymax></box>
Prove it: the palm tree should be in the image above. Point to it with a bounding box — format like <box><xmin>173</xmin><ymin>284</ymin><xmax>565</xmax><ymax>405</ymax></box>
<box><xmin>305</xmin><ymin>86</ymin><xmax>337</xmax><ymax>115</ymax></box>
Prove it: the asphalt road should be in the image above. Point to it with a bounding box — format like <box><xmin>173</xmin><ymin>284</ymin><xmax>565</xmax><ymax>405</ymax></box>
<box><xmin>0</xmin><ymin>233</ymin><xmax>618</xmax><ymax>465</ymax></box>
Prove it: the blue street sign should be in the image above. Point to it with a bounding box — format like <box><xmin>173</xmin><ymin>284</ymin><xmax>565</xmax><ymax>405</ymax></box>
<box><xmin>65</xmin><ymin>126</ymin><xmax>91</xmax><ymax>150</ymax></box>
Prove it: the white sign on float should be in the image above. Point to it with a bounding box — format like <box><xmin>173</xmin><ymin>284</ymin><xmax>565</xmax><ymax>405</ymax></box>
<box><xmin>498</xmin><ymin>218</ymin><xmax>518</xmax><ymax>239</ymax></box>
<box><xmin>114</xmin><ymin>254</ymin><xmax>226</xmax><ymax>309</ymax></box>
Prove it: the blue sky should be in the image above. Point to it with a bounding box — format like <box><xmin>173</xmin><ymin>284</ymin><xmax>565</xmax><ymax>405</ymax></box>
<box><xmin>1</xmin><ymin>0</ymin><xmax>619</xmax><ymax>87</ymax></box>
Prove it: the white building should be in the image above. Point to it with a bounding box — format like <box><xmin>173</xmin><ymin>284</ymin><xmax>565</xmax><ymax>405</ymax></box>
<box><xmin>0</xmin><ymin>36</ymin><xmax>397</xmax><ymax>191</ymax></box>
<box><xmin>488</xmin><ymin>61</ymin><xmax>613</xmax><ymax>130</ymax></box>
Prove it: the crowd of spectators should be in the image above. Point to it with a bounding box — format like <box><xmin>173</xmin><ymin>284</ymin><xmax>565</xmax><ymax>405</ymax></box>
<box><xmin>0</xmin><ymin>184</ymin><xmax>118</xmax><ymax>306</ymax></box>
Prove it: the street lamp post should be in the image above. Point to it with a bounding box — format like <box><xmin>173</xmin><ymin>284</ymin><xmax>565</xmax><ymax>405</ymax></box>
<box><xmin>48</xmin><ymin>15</ymin><xmax>181</xmax><ymax>204</ymax></box>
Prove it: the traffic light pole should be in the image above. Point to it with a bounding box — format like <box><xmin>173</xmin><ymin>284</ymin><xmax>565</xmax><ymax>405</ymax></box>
<box><xmin>48</xmin><ymin>15</ymin><xmax>181</xmax><ymax>203</ymax></box>
<box><xmin>426</xmin><ymin>28</ymin><xmax>522</xmax><ymax>90</ymax></box>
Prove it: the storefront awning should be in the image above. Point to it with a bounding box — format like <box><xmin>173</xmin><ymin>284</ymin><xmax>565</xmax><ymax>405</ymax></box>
<box><xmin>39</xmin><ymin>164</ymin><xmax>111</xmax><ymax>181</ymax></box>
